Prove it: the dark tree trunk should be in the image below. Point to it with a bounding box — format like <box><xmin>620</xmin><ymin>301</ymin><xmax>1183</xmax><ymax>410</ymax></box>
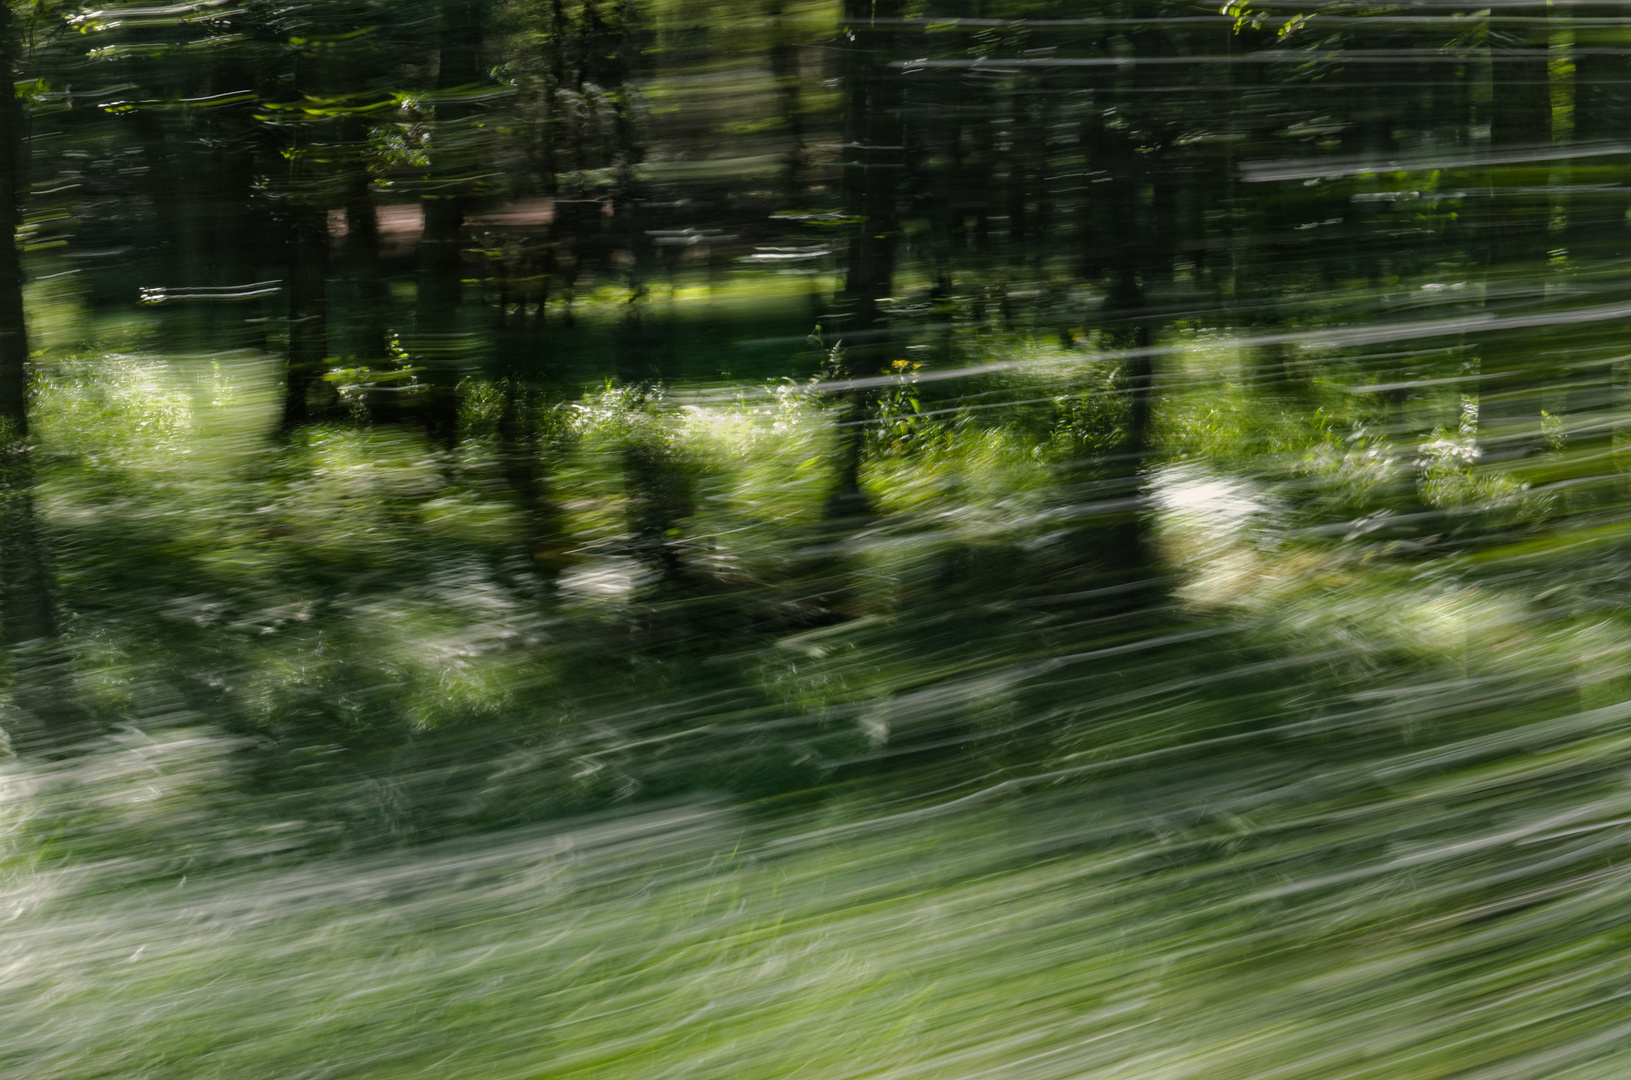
<box><xmin>839</xmin><ymin>0</ymin><xmax>902</xmax><ymax>344</ymax></box>
<box><xmin>1557</xmin><ymin>4</ymin><xmax>1631</xmax><ymax>498</ymax></box>
<box><xmin>283</xmin><ymin>205</ymin><xmax>331</xmax><ymax>428</ymax></box>
<box><xmin>1091</xmin><ymin>124</ymin><xmax>1159</xmax><ymax>594</ymax></box>
<box><xmin>826</xmin><ymin>0</ymin><xmax>904</xmax><ymax>521</ymax></box>
<box><xmin>767</xmin><ymin>0</ymin><xmax>805</xmax><ymax>203</ymax></box>
<box><xmin>0</xmin><ymin>52</ymin><xmax>50</xmax><ymax>645</ymax></box>
<box><xmin>1075</xmin><ymin>16</ymin><xmax>1165</xmax><ymax>610</ymax></box>
<box><xmin>0</xmin><ymin>439</ymin><xmax>86</xmax><ymax>753</ymax></box>
<box><xmin>1101</xmin><ymin>270</ymin><xmax>1156</xmax><ymax>596</ymax></box>
<box><xmin>1570</xmin><ymin>3</ymin><xmax>1631</xmax><ymax>263</ymax></box>
<box><xmin>498</xmin><ymin>371</ymin><xmax>566</xmax><ymax>577</ymax></box>
<box><xmin>419</xmin><ymin>195</ymin><xmax>465</xmax><ymax>446</ymax></box>
<box><xmin>211</xmin><ymin>137</ymin><xmax>271</xmax><ymax>353</ymax></box>
<box><xmin>340</xmin><ymin>118</ymin><xmax>392</xmax><ymax>367</ymax></box>
<box><xmin>1480</xmin><ymin>4</ymin><xmax>1554</xmax><ymax>463</ymax></box>
<box><xmin>0</xmin><ymin>4</ymin><xmax>84</xmax><ymax>752</ymax></box>
<box><xmin>0</xmin><ymin>445</ymin><xmax>51</xmax><ymax>647</ymax></box>
<box><xmin>1224</xmin><ymin>17</ymin><xmax>1304</xmax><ymax>387</ymax></box>
<box><xmin>493</xmin><ymin>256</ymin><xmax>565</xmax><ymax>576</ymax></box>
<box><xmin>0</xmin><ymin>0</ymin><xmax>22</xmax><ymax>439</ymax></box>
<box><xmin>624</xmin><ymin>431</ymin><xmax>692</xmax><ymax>584</ymax></box>
<box><xmin>279</xmin><ymin>41</ymin><xmax>338</xmax><ymax>430</ymax></box>
<box><xmin>417</xmin><ymin>0</ymin><xmax>489</xmax><ymax>448</ymax></box>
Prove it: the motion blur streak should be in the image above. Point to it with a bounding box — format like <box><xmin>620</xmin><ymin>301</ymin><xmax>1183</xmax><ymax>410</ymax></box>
<box><xmin>8</xmin><ymin>0</ymin><xmax>1631</xmax><ymax>1077</ymax></box>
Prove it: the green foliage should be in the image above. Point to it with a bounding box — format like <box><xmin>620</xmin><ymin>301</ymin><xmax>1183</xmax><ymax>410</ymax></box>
<box><xmin>5</xmin><ymin>3</ymin><xmax>1631</xmax><ymax>1077</ymax></box>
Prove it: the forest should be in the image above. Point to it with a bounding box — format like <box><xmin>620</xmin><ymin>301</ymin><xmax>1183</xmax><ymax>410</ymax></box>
<box><xmin>7</xmin><ymin>0</ymin><xmax>1631</xmax><ymax>1077</ymax></box>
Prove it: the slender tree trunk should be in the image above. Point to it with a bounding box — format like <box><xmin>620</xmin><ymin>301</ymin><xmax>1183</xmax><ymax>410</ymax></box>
<box><xmin>840</xmin><ymin>0</ymin><xmax>901</xmax><ymax>342</ymax></box>
<box><xmin>341</xmin><ymin>118</ymin><xmax>392</xmax><ymax>366</ymax></box>
<box><xmin>498</xmin><ymin>370</ymin><xmax>565</xmax><ymax>577</ymax></box>
<box><xmin>1075</xmin><ymin>15</ymin><xmax>1165</xmax><ymax>610</ymax></box>
<box><xmin>1479</xmin><ymin>4</ymin><xmax>1554</xmax><ymax>464</ymax></box>
<box><xmin>767</xmin><ymin>0</ymin><xmax>805</xmax><ymax>204</ymax></box>
<box><xmin>1569</xmin><ymin>4</ymin><xmax>1631</xmax><ymax>262</ymax></box>
<box><xmin>0</xmin><ymin>439</ymin><xmax>84</xmax><ymax>753</ymax></box>
<box><xmin>280</xmin><ymin>43</ymin><xmax>337</xmax><ymax>430</ymax></box>
<box><xmin>826</xmin><ymin>0</ymin><xmax>903</xmax><ymax>520</ymax></box>
<box><xmin>418</xmin><ymin>0</ymin><xmax>489</xmax><ymax>448</ymax></box>
<box><xmin>0</xmin><ymin>4</ymin><xmax>84</xmax><ymax>752</ymax></box>
<box><xmin>624</xmin><ymin>427</ymin><xmax>691</xmax><ymax>584</ymax></box>
<box><xmin>1090</xmin><ymin>118</ymin><xmax>1158</xmax><ymax>594</ymax></box>
<box><xmin>493</xmin><ymin>250</ymin><xmax>565</xmax><ymax>576</ymax></box>
<box><xmin>1226</xmin><ymin>19</ymin><xmax>1303</xmax><ymax>388</ymax></box>
<box><xmin>211</xmin><ymin>137</ymin><xmax>270</xmax><ymax>353</ymax></box>
<box><xmin>0</xmin><ymin>0</ymin><xmax>22</xmax><ymax>439</ymax></box>
<box><xmin>0</xmin><ymin>59</ymin><xmax>52</xmax><ymax>647</ymax></box>
<box><xmin>283</xmin><ymin>206</ymin><xmax>331</xmax><ymax>428</ymax></box>
<box><xmin>0</xmin><ymin>445</ymin><xmax>51</xmax><ymax>647</ymax></box>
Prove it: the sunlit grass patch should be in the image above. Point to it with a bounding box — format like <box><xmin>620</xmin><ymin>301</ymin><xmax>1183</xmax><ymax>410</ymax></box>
<box><xmin>678</xmin><ymin>381</ymin><xmax>836</xmax><ymax>528</ymax></box>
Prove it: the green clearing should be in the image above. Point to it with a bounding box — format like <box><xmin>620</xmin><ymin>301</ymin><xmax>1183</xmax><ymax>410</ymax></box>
<box><xmin>8</xmin><ymin>279</ymin><xmax>1631</xmax><ymax>1076</ymax></box>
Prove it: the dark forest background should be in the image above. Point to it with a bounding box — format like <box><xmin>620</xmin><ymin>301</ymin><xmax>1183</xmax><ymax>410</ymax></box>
<box><xmin>4</xmin><ymin>0</ymin><xmax>1631</xmax><ymax>821</ymax></box>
